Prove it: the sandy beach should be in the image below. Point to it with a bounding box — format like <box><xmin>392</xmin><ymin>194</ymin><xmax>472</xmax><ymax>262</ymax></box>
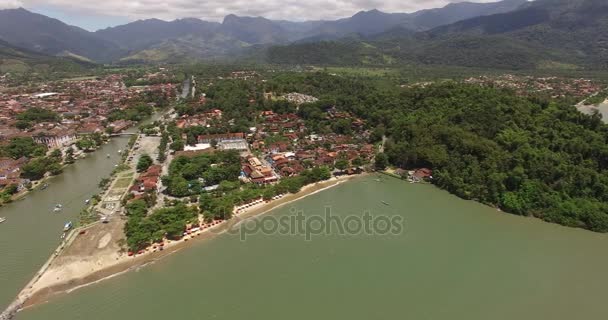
<box><xmin>18</xmin><ymin>173</ymin><xmax>364</xmax><ymax>309</ymax></box>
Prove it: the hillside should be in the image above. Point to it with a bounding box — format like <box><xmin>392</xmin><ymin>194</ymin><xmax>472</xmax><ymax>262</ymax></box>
<box><xmin>0</xmin><ymin>1</ymin><xmax>527</xmax><ymax>64</ymax></box>
<box><xmin>0</xmin><ymin>8</ymin><xmax>121</xmax><ymax>62</ymax></box>
<box><xmin>0</xmin><ymin>40</ymin><xmax>92</xmax><ymax>74</ymax></box>
<box><xmin>264</xmin><ymin>0</ymin><xmax>608</xmax><ymax>70</ymax></box>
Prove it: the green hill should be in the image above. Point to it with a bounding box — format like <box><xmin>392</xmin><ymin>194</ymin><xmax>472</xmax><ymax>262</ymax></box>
<box><xmin>0</xmin><ymin>40</ymin><xmax>93</xmax><ymax>74</ymax></box>
<box><xmin>263</xmin><ymin>0</ymin><xmax>608</xmax><ymax>70</ymax></box>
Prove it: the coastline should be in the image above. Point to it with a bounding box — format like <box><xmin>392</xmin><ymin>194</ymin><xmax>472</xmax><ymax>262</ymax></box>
<box><xmin>17</xmin><ymin>173</ymin><xmax>364</xmax><ymax>310</ymax></box>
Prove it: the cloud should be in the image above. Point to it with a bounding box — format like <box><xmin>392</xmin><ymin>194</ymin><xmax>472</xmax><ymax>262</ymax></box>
<box><xmin>17</xmin><ymin>0</ymin><xmax>496</xmax><ymax>22</ymax></box>
<box><xmin>0</xmin><ymin>0</ymin><xmax>23</xmax><ymax>9</ymax></box>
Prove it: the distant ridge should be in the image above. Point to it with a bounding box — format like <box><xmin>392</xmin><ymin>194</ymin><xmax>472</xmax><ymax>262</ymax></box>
<box><xmin>0</xmin><ymin>0</ymin><xmax>527</xmax><ymax>63</ymax></box>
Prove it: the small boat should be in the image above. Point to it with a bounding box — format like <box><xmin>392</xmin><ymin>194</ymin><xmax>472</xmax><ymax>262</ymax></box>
<box><xmin>53</xmin><ymin>207</ymin><xmax>62</xmax><ymax>213</ymax></box>
<box><xmin>0</xmin><ymin>217</ymin><xmax>6</xmax><ymax>224</ymax></box>
<box><xmin>55</xmin><ymin>204</ymin><xmax>63</xmax><ymax>208</ymax></box>
<box><xmin>85</xmin><ymin>199</ymin><xmax>90</xmax><ymax>204</ymax></box>
<box><xmin>106</xmin><ymin>154</ymin><xmax>111</xmax><ymax>158</ymax></box>
<box><xmin>41</xmin><ymin>183</ymin><xmax>49</xmax><ymax>190</ymax></box>
<box><xmin>60</xmin><ymin>233</ymin><xmax>66</xmax><ymax>239</ymax></box>
<box><xmin>381</xmin><ymin>201</ymin><xmax>390</xmax><ymax>206</ymax></box>
<box><xmin>118</xmin><ymin>150</ymin><xmax>122</xmax><ymax>154</ymax></box>
<box><xmin>63</xmin><ymin>221</ymin><xmax>73</xmax><ymax>232</ymax></box>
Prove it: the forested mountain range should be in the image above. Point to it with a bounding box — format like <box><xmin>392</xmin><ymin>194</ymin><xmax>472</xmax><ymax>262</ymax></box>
<box><xmin>1</xmin><ymin>0</ymin><xmax>607</xmax><ymax>70</ymax></box>
<box><xmin>267</xmin><ymin>0</ymin><xmax>608</xmax><ymax>70</ymax></box>
<box><xmin>0</xmin><ymin>0</ymin><xmax>527</xmax><ymax>64</ymax></box>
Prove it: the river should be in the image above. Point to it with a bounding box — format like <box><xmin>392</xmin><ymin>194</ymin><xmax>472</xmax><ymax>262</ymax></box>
<box><xmin>0</xmin><ymin>104</ymin><xmax>169</xmax><ymax>312</ymax></box>
<box><xmin>0</xmin><ymin>136</ymin><xmax>131</xmax><ymax>311</ymax></box>
<box><xmin>15</xmin><ymin>175</ymin><xmax>608</xmax><ymax>320</ymax></box>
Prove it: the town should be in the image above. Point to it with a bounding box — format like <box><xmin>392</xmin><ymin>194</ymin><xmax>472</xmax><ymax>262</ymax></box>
<box><xmin>0</xmin><ymin>70</ymin><xmax>177</xmax><ymax>203</ymax></box>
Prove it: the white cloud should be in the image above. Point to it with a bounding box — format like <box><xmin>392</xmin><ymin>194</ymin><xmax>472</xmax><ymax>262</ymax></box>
<box><xmin>0</xmin><ymin>0</ymin><xmax>24</xmax><ymax>9</ymax></box>
<box><xmin>17</xmin><ymin>0</ymin><xmax>497</xmax><ymax>22</ymax></box>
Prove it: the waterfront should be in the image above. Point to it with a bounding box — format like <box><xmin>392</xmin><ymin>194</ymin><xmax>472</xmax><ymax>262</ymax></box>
<box><xmin>16</xmin><ymin>175</ymin><xmax>608</xmax><ymax>320</ymax></box>
<box><xmin>0</xmin><ymin>136</ymin><xmax>130</xmax><ymax>311</ymax></box>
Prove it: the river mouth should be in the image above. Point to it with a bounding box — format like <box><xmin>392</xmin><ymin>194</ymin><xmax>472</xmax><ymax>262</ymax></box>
<box><xmin>15</xmin><ymin>175</ymin><xmax>608</xmax><ymax>320</ymax></box>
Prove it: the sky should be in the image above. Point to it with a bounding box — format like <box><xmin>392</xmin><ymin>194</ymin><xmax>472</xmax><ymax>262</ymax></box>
<box><xmin>0</xmin><ymin>0</ymin><xmax>498</xmax><ymax>31</ymax></box>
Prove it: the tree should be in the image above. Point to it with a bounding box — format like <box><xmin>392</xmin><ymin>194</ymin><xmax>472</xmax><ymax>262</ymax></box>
<box><xmin>65</xmin><ymin>148</ymin><xmax>75</xmax><ymax>164</ymax></box>
<box><xmin>0</xmin><ymin>137</ymin><xmax>46</xmax><ymax>159</ymax></box>
<box><xmin>49</xmin><ymin>149</ymin><xmax>62</xmax><ymax>160</ymax></box>
<box><xmin>352</xmin><ymin>157</ymin><xmax>364</xmax><ymax>167</ymax></box>
<box><xmin>137</xmin><ymin>154</ymin><xmax>154</xmax><ymax>172</ymax></box>
<box><xmin>21</xmin><ymin>158</ymin><xmax>49</xmax><ymax>180</ymax></box>
<box><xmin>374</xmin><ymin>153</ymin><xmax>388</xmax><ymax>171</ymax></box>
<box><xmin>335</xmin><ymin>159</ymin><xmax>349</xmax><ymax>171</ymax></box>
<box><xmin>170</xmin><ymin>140</ymin><xmax>185</xmax><ymax>152</ymax></box>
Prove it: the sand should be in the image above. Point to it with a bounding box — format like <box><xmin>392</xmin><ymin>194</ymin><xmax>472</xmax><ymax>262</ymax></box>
<box><xmin>19</xmin><ymin>173</ymin><xmax>364</xmax><ymax>309</ymax></box>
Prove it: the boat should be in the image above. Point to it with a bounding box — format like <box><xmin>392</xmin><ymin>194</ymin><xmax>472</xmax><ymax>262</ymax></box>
<box><xmin>0</xmin><ymin>217</ymin><xmax>6</xmax><ymax>224</ymax></box>
<box><xmin>118</xmin><ymin>150</ymin><xmax>122</xmax><ymax>154</ymax></box>
<box><xmin>55</xmin><ymin>204</ymin><xmax>63</xmax><ymax>208</ymax></box>
<box><xmin>85</xmin><ymin>199</ymin><xmax>90</xmax><ymax>204</ymax></box>
<box><xmin>63</xmin><ymin>221</ymin><xmax>73</xmax><ymax>232</ymax></box>
<box><xmin>381</xmin><ymin>201</ymin><xmax>390</xmax><ymax>206</ymax></box>
<box><xmin>53</xmin><ymin>207</ymin><xmax>62</xmax><ymax>213</ymax></box>
<box><xmin>41</xmin><ymin>183</ymin><xmax>49</xmax><ymax>190</ymax></box>
<box><xmin>106</xmin><ymin>154</ymin><xmax>111</xmax><ymax>158</ymax></box>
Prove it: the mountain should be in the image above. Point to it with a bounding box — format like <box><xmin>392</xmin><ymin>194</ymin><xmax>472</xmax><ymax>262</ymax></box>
<box><xmin>0</xmin><ymin>8</ymin><xmax>121</xmax><ymax>62</ymax></box>
<box><xmin>219</xmin><ymin>14</ymin><xmax>290</xmax><ymax>44</ymax></box>
<box><xmin>409</xmin><ymin>0</ymin><xmax>528</xmax><ymax>30</ymax></box>
<box><xmin>425</xmin><ymin>0</ymin><xmax>608</xmax><ymax>68</ymax></box>
<box><xmin>300</xmin><ymin>0</ymin><xmax>528</xmax><ymax>41</ymax></box>
<box><xmin>0</xmin><ymin>39</ymin><xmax>92</xmax><ymax>74</ymax></box>
<box><xmin>0</xmin><ymin>0</ymin><xmax>537</xmax><ymax>64</ymax></box>
<box><xmin>95</xmin><ymin>18</ymin><xmax>221</xmax><ymax>51</ymax></box>
<box><xmin>119</xmin><ymin>33</ymin><xmax>250</xmax><ymax>63</ymax></box>
<box><xmin>265</xmin><ymin>0</ymin><xmax>608</xmax><ymax>70</ymax></box>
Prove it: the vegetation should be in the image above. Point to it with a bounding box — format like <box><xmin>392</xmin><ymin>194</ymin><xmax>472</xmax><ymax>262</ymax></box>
<box><xmin>162</xmin><ymin>151</ymin><xmax>241</xmax><ymax>197</ymax></box>
<box><xmin>21</xmin><ymin>156</ymin><xmax>62</xmax><ymax>180</ymax></box>
<box><xmin>379</xmin><ymin>83</ymin><xmax>608</xmax><ymax>231</ymax></box>
<box><xmin>0</xmin><ymin>137</ymin><xmax>46</xmax><ymax>159</ymax></box>
<box><xmin>124</xmin><ymin>200</ymin><xmax>199</xmax><ymax>252</ymax></box>
<box><xmin>584</xmin><ymin>90</ymin><xmax>608</xmax><ymax>105</ymax></box>
<box><xmin>136</xmin><ymin>154</ymin><xmax>154</xmax><ymax>172</ymax></box>
<box><xmin>108</xmin><ymin>104</ymin><xmax>153</xmax><ymax>122</ymax></box>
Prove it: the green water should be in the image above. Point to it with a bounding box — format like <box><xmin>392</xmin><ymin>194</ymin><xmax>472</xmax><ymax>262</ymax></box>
<box><xmin>16</xmin><ymin>176</ymin><xmax>608</xmax><ymax>319</ymax></box>
<box><xmin>0</xmin><ymin>137</ymin><xmax>131</xmax><ymax>311</ymax></box>
<box><xmin>0</xmin><ymin>110</ymin><xmax>166</xmax><ymax>312</ymax></box>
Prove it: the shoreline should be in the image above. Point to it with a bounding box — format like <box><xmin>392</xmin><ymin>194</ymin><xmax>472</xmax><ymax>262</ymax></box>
<box><xmin>17</xmin><ymin>173</ymin><xmax>364</xmax><ymax>310</ymax></box>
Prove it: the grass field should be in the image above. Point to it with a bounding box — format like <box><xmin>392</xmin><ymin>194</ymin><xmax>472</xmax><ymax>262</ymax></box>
<box><xmin>113</xmin><ymin>177</ymin><xmax>133</xmax><ymax>189</ymax></box>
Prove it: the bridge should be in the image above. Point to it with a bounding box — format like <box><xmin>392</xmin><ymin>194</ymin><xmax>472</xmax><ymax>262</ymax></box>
<box><xmin>109</xmin><ymin>133</ymin><xmax>138</xmax><ymax>137</ymax></box>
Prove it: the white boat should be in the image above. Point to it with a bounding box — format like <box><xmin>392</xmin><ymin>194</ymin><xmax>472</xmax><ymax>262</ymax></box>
<box><xmin>0</xmin><ymin>217</ymin><xmax>6</xmax><ymax>223</ymax></box>
<box><xmin>118</xmin><ymin>150</ymin><xmax>122</xmax><ymax>154</ymax></box>
<box><xmin>85</xmin><ymin>199</ymin><xmax>90</xmax><ymax>204</ymax></box>
<box><xmin>53</xmin><ymin>207</ymin><xmax>62</xmax><ymax>213</ymax></box>
<box><xmin>63</xmin><ymin>221</ymin><xmax>73</xmax><ymax>232</ymax></box>
<box><xmin>106</xmin><ymin>154</ymin><xmax>111</xmax><ymax>158</ymax></box>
